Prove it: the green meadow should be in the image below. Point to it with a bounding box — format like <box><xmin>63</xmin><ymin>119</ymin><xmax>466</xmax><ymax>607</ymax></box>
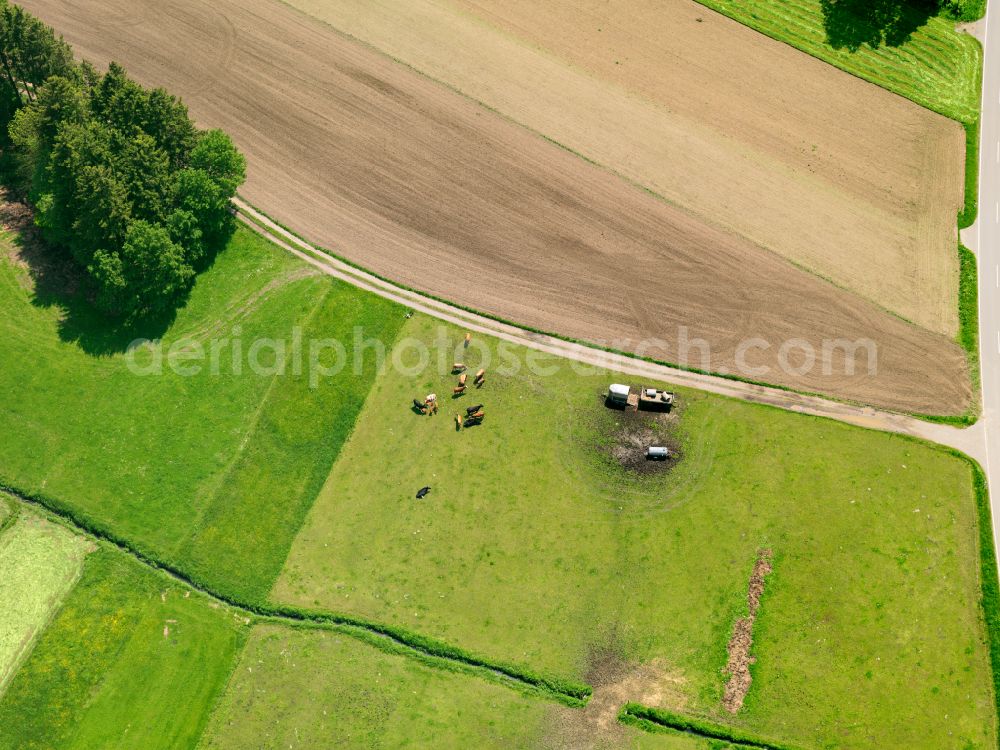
<box><xmin>0</xmin><ymin>224</ymin><xmax>404</xmax><ymax>601</ymax></box>
<box><xmin>0</xmin><ymin>510</ymin><xmax>91</xmax><ymax>693</ymax></box>
<box><xmin>0</xmin><ymin>214</ymin><xmax>995</xmax><ymax>747</ymax></box>
<box><xmin>273</xmin><ymin>315</ymin><xmax>996</xmax><ymax>749</ymax></box>
<box><xmin>198</xmin><ymin>624</ymin><xmax>716</xmax><ymax>750</ymax></box>
<box><xmin>0</xmin><ymin>546</ymin><xmax>246</xmax><ymax>750</ymax></box>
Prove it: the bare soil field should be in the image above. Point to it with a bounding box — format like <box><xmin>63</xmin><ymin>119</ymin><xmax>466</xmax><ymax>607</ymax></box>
<box><xmin>17</xmin><ymin>0</ymin><xmax>971</xmax><ymax>413</ymax></box>
<box><xmin>283</xmin><ymin>0</ymin><xmax>966</xmax><ymax>337</ymax></box>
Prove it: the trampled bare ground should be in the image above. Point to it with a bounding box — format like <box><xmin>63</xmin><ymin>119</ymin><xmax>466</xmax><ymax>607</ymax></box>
<box><xmin>722</xmin><ymin>549</ymin><xmax>773</xmax><ymax>714</ymax></box>
<box><xmin>18</xmin><ymin>0</ymin><xmax>971</xmax><ymax>414</ymax></box>
<box><xmin>284</xmin><ymin>0</ymin><xmax>966</xmax><ymax>337</ymax></box>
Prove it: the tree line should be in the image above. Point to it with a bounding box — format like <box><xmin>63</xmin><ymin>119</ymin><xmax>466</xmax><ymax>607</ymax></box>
<box><xmin>0</xmin><ymin>1</ymin><xmax>245</xmax><ymax>319</ymax></box>
<box><xmin>821</xmin><ymin>0</ymin><xmax>981</xmax><ymax>52</ymax></box>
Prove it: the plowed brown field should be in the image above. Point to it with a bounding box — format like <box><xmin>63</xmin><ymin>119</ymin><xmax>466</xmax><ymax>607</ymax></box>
<box><xmin>285</xmin><ymin>0</ymin><xmax>966</xmax><ymax>337</ymax></box>
<box><xmin>18</xmin><ymin>0</ymin><xmax>971</xmax><ymax>414</ymax></box>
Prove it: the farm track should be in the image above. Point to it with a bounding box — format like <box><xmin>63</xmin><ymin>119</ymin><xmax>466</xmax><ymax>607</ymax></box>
<box><xmin>235</xmin><ymin>200</ymin><xmax>986</xmax><ymax>462</ymax></box>
<box><xmin>15</xmin><ymin>0</ymin><xmax>973</xmax><ymax>415</ymax></box>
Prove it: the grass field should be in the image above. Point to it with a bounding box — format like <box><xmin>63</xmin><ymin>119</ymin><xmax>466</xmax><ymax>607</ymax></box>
<box><xmin>694</xmin><ymin>0</ymin><xmax>982</xmax><ymax>124</ymax></box>
<box><xmin>273</xmin><ymin>315</ymin><xmax>996</xmax><ymax>749</ymax></box>
<box><xmin>0</xmin><ymin>510</ymin><xmax>91</xmax><ymax>695</ymax></box>
<box><xmin>0</xmin><ymin>222</ymin><xmax>404</xmax><ymax>602</ymax></box>
<box><xmin>0</xmin><ymin>546</ymin><xmax>247</xmax><ymax>750</ymax></box>
<box><xmin>198</xmin><ymin>624</ymin><xmax>715</xmax><ymax>750</ymax></box>
<box><xmin>0</xmin><ymin>495</ymin><xmax>11</xmax><ymax>532</ymax></box>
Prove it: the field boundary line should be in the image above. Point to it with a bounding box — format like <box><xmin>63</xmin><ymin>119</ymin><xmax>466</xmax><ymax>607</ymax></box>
<box><xmin>687</xmin><ymin>0</ymin><xmax>981</xmax><ymax>125</ymax></box>
<box><xmin>0</xmin><ymin>483</ymin><xmax>825</xmax><ymax>748</ymax></box>
<box><xmin>0</xmin><ymin>483</ymin><xmax>590</xmax><ymax>707</ymax></box>
<box><xmin>233</xmin><ymin>199</ymin><xmax>986</xmax><ymax>460</ymax></box>
<box><xmin>618</xmin><ymin>702</ymin><xmax>806</xmax><ymax>750</ymax></box>
<box><xmin>178</xmin><ymin>280</ymin><xmax>331</xmax><ymax>551</ymax></box>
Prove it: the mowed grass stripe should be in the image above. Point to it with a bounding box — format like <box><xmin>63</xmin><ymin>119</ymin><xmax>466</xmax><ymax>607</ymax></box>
<box><xmin>0</xmin><ymin>547</ymin><xmax>247</xmax><ymax>750</ymax></box>
<box><xmin>176</xmin><ymin>275</ymin><xmax>406</xmax><ymax>602</ymax></box>
<box><xmin>0</xmin><ymin>224</ymin><xmax>405</xmax><ymax>603</ymax></box>
<box><xmin>0</xmin><ymin>510</ymin><xmax>92</xmax><ymax>696</ymax></box>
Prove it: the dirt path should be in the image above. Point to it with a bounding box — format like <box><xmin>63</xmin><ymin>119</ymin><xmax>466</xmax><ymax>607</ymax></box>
<box><xmin>722</xmin><ymin>550</ymin><xmax>774</xmax><ymax>713</ymax></box>
<box><xmin>548</xmin><ymin>656</ymin><xmax>686</xmax><ymax>748</ymax></box>
<box><xmin>16</xmin><ymin>0</ymin><xmax>972</xmax><ymax>415</ymax></box>
<box><xmin>235</xmin><ymin>200</ymin><xmax>986</xmax><ymax>463</ymax></box>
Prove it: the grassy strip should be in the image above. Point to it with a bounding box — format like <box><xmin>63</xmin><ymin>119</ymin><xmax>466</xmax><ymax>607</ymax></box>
<box><xmin>618</xmin><ymin>703</ymin><xmax>805</xmax><ymax>750</ymax></box>
<box><xmin>925</xmin><ymin>244</ymin><xmax>984</xmax><ymax>427</ymax></box>
<box><xmin>957</xmin><ymin>453</ymin><xmax>1000</xmax><ymax>741</ymax></box>
<box><xmin>236</xmin><ymin>202</ymin><xmax>971</xmax><ymax>425</ymax></box>
<box><xmin>919</xmin><ymin>412</ymin><xmax>977</xmax><ymax>426</ymax></box>
<box><xmin>959</xmin><ymin>244</ymin><xmax>981</xmax><ymax>386</ymax></box>
<box><xmin>0</xmin><ymin>481</ymin><xmax>591</xmax><ymax>707</ymax></box>
<box><xmin>0</xmin><ymin>494</ymin><xmax>17</xmax><ymax>537</ymax></box>
<box><xmin>961</xmin><ymin>119</ymin><xmax>982</xmax><ymax>228</ymax></box>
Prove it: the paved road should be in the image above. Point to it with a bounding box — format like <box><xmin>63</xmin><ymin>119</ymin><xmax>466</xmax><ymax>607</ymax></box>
<box><xmin>974</xmin><ymin>0</ymin><xmax>1000</xmax><ymax>568</ymax></box>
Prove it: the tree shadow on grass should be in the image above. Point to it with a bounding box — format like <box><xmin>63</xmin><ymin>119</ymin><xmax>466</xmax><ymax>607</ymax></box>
<box><xmin>1</xmin><ymin>197</ymin><xmax>176</xmax><ymax>357</ymax></box>
<box><xmin>821</xmin><ymin>0</ymin><xmax>939</xmax><ymax>51</ymax></box>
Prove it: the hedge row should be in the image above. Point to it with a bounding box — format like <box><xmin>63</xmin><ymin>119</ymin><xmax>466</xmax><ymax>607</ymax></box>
<box><xmin>618</xmin><ymin>703</ymin><xmax>805</xmax><ymax>750</ymax></box>
<box><xmin>0</xmin><ymin>480</ymin><xmax>591</xmax><ymax>706</ymax></box>
<box><xmin>944</xmin><ymin>0</ymin><xmax>988</xmax><ymax>22</ymax></box>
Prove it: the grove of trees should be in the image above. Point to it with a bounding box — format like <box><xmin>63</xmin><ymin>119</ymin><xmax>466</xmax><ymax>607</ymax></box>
<box><xmin>0</xmin><ymin>1</ymin><xmax>245</xmax><ymax>319</ymax></box>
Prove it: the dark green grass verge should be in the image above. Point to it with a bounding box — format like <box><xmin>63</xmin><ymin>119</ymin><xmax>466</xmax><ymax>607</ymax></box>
<box><xmin>0</xmin><ymin>495</ymin><xmax>16</xmax><ymax>537</ymax></box>
<box><xmin>0</xmin><ymin>484</ymin><xmax>591</xmax><ymax>708</ymax></box>
<box><xmin>618</xmin><ymin>704</ymin><xmax>804</xmax><ymax>750</ymax></box>
<box><xmin>238</xmin><ymin>202</ymin><xmax>977</xmax><ymax>426</ymax></box>
<box><xmin>959</xmin><ymin>244</ymin><xmax>980</xmax><ymax>386</ymax></box>
<box><xmin>960</xmin><ymin>454</ymin><xmax>1000</xmax><ymax>746</ymax></box>
<box><xmin>961</xmin><ymin>119</ymin><xmax>981</xmax><ymax>228</ymax></box>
